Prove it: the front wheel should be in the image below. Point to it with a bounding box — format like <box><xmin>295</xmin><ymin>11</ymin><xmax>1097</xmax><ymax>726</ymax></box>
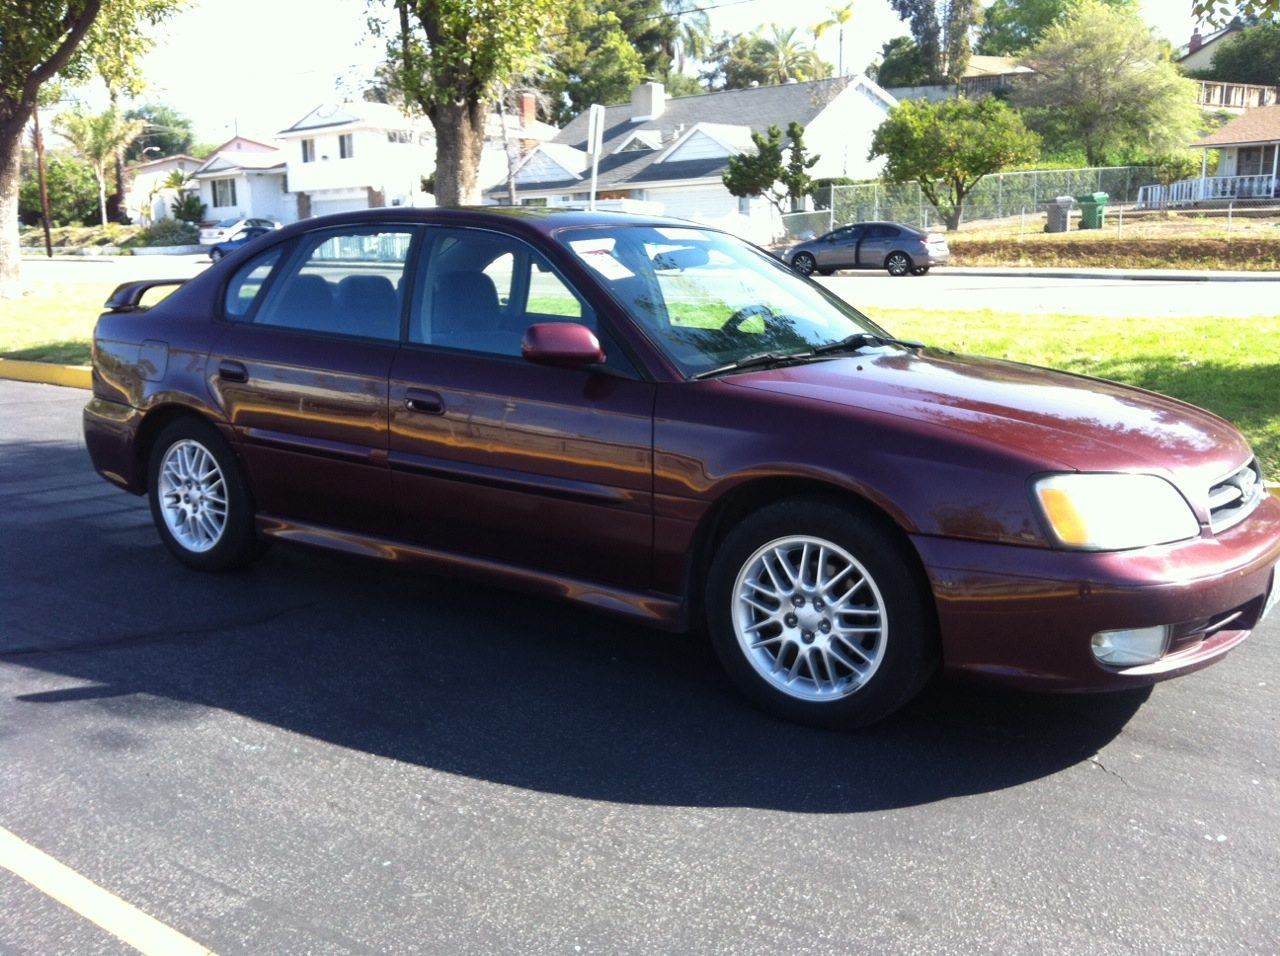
<box><xmin>210</xmin><ymin>248</ymin><xmax>223</xmax><ymax>262</ymax></box>
<box><xmin>706</xmin><ymin>498</ymin><xmax>937</xmax><ymax>729</ymax></box>
<box><xmin>910</xmin><ymin>266</ymin><xmax>930</xmax><ymax>276</ymax></box>
<box><xmin>791</xmin><ymin>252</ymin><xmax>816</xmax><ymax>276</ymax></box>
<box><xmin>148</xmin><ymin>418</ymin><xmax>263</xmax><ymax>571</ymax></box>
<box><xmin>886</xmin><ymin>252</ymin><xmax>913</xmax><ymax>277</ymax></box>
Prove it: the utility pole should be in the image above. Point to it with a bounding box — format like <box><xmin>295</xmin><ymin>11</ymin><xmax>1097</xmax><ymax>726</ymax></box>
<box><xmin>33</xmin><ymin>108</ymin><xmax>53</xmax><ymax>258</ymax></box>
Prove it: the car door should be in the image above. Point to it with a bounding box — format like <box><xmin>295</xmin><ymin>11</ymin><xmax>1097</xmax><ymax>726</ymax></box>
<box><xmin>822</xmin><ymin>225</ymin><xmax>863</xmax><ymax>269</ymax></box>
<box><xmin>209</xmin><ymin>224</ymin><xmax>419</xmax><ymax>537</ymax></box>
<box><xmin>858</xmin><ymin>224</ymin><xmax>897</xmax><ymax>267</ymax></box>
<box><xmin>387</xmin><ymin>226</ymin><xmax>656</xmax><ymax>589</ymax></box>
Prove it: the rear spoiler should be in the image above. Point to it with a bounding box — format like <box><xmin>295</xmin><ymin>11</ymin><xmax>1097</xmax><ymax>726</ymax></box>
<box><xmin>104</xmin><ymin>278</ymin><xmax>189</xmax><ymax>313</ymax></box>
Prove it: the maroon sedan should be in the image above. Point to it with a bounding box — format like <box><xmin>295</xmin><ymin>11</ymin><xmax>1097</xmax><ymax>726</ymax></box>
<box><xmin>84</xmin><ymin>209</ymin><xmax>1280</xmax><ymax>728</ymax></box>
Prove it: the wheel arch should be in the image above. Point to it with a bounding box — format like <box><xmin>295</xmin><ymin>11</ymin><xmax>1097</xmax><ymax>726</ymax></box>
<box><xmin>134</xmin><ymin>403</ymin><xmax>231</xmax><ymax>493</ymax></box>
<box><xmin>682</xmin><ymin>474</ymin><xmax>935</xmax><ymax>631</ymax></box>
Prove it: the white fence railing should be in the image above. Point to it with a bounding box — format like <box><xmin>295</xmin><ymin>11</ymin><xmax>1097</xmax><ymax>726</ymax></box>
<box><xmin>1136</xmin><ymin>174</ymin><xmax>1279</xmax><ymax>208</ymax></box>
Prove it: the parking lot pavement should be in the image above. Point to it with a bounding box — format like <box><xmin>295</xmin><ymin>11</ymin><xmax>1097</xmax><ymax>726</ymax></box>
<box><xmin>2</xmin><ymin>377</ymin><xmax>1278</xmax><ymax>955</ymax></box>
<box><xmin>820</xmin><ymin>271</ymin><xmax>1280</xmax><ymax>318</ymax></box>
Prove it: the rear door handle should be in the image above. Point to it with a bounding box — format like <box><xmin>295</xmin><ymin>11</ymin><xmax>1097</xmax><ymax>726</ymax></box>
<box><xmin>217</xmin><ymin>360</ymin><xmax>248</xmax><ymax>383</ymax></box>
<box><xmin>404</xmin><ymin>388</ymin><xmax>445</xmax><ymax>415</ymax></box>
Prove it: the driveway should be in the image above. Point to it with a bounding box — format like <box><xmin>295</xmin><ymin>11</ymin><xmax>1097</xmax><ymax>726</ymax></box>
<box><xmin>1</xmin><ymin>378</ymin><xmax>1278</xmax><ymax>954</ymax></box>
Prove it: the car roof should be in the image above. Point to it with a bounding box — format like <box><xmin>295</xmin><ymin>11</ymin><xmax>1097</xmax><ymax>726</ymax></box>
<box><xmin>275</xmin><ymin>206</ymin><xmax>706</xmax><ymax>241</ymax></box>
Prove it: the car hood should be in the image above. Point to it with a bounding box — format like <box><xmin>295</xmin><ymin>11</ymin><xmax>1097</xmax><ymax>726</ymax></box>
<box><xmin>725</xmin><ymin>348</ymin><xmax>1250</xmax><ymax>491</ymax></box>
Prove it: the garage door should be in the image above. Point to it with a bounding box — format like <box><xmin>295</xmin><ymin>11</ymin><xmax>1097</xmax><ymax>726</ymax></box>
<box><xmin>657</xmin><ymin>187</ymin><xmax>737</xmax><ymax>224</ymax></box>
<box><xmin>310</xmin><ymin>196</ymin><xmax>370</xmax><ymax>218</ymax></box>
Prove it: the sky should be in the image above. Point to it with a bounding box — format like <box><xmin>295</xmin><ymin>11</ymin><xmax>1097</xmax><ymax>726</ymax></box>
<box><xmin>105</xmin><ymin>0</ymin><xmax>1202</xmax><ymax>142</ymax></box>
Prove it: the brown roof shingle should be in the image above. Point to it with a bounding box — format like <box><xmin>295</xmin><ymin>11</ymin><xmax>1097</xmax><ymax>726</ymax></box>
<box><xmin>1193</xmin><ymin>105</ymin><xmax>1280</xmax><ymax>148</ymax></box>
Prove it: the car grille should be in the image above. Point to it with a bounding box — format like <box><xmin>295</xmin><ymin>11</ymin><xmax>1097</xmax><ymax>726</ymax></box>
<box><xmin>1208</xmin><ymin>459</ymin><xmax>1265</xmax><ymax>534</ymax></box>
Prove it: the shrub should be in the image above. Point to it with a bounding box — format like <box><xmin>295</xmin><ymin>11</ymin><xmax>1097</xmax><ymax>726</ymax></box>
<box><xmin>170</xmin><ymin>192</ymin><xmax>205</xmax><ymax>223</ymax></box>
<box><xmin>131</xmin><ymin>219</ymin><xmax>199</xmax><ymax>247</ymax></box>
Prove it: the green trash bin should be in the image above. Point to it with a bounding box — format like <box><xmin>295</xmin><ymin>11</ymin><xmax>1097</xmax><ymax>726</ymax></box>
<box><xmin>1076</xmin><ymin>191</ymin><xmax>1109</xmax><ymax>229</ymax></box>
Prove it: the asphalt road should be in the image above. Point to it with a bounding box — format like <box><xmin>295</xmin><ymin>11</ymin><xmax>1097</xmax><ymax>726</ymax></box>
<box><xmin>2</xmin><ymin>378</ymin><xmax>1278</xmax><ymax>955</ymax></box>
<box><xmin>19</xmin><ymin>253</ymin><xmax>1280</xmax><ymax>320</ymax></box>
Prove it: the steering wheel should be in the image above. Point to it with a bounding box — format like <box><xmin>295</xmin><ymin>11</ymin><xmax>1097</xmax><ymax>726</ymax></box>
<box><xmin>724</xmin><ymin>304</ymin><xmax>774</xmax><ymax>333</ymax></box>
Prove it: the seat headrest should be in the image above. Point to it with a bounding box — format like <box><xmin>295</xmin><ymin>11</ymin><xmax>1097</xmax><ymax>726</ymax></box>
<box><xmin>335</xmin><ymin>274</ymin><xmax>400</xmax><ymax>339</ymax></box>
<box><xmin>432</xmin><ymin>270</ymin><xmax>500</xmax><ymax>334</ymax></box>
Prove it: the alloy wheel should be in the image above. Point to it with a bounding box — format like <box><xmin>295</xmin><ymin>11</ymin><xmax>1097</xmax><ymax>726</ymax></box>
<box><xmin>793</xmin><ymin>253</ymin><xmax>816</xmax><ymax>276</ymax></box>
<box><xmin>731</xmin><ymin>535</ymin><xmax>887</xmax><ymax>702</ymax></box>
<box><xmin>157</xmin><ymin>439</ymin><xmax>228</xmax><ymax>553</ymax></box>
<box><xmin>887</xmin><ymin>253</ymin><xmax>911</xmax><ymax>276</ymax></box>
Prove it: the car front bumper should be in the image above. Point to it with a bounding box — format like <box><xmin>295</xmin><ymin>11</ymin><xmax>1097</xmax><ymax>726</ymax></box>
<box><xmin>913</xmin><ymin>493</ymin><xmax>1280</xmax><ymax>690</ymax></box>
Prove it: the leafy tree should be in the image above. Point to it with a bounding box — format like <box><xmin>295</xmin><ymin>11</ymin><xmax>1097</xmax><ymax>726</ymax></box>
<box><xmin>664</xmin><ymin>0</ymin><xmax>713</xmax><ymax>74</ymax></box>
<box><xmin>373</xmin><ymin>0</ymin><xmax>559</xmax><ymax>206</ymax></box>
<box><xmin>978</xmin><ymin>0</ymin><xmax>1136</xmax><ymax>55</ymax></box>
<box><xmin>1013</xmin><ymin>0</ymin><xmax>1201</xmax><ymax>166</ymax></box>
<box><xmin>662</xmin><ymin>72</ymin><xmax>704</xmax><ymax>97</ymax></box>
<box><xmin>170</xmin><ymin>191</ymin><xmax>204</xmax><ymax>223</ymax></box>
<box><xmin>1153</xmin><ymin>151</ymin><xmax>1204</xmax><ymax>186</ymax></box>
<box><xmin>868</xmin><ymin>36</ymin><xmax>932</xmax><ymax>86</ymax></box>
<box><xmin>869</xmin><ymin>97</ymin><xmax>1040</xmax><ymax>229</ymax></box>
<box><xmin>702</xmin><ymin>25</ymin><xmax>832</xmax><ymax>90</ymax></box>
<box><xmin>1190</xmin><ymin>22</ymin><xmax>1280</xmax><ymax>85</ymax></box>
<box><xmin>723</xmin><ymin>121</ymin><xmax>821</xmax><ymax>215</ymax></box>
<box><xmin>19</xmin><ymin>153</ymin><xmax>99</xmax><ymax>225</ymax></box>
<box><xmin>887</xmin><ymin>0</ymin><xmax>980</xmax><ymax>83</ymax></box>
<box><xmin>56</xmin><ymin>107</ymin><xmax>147</xmax><ymax>225</ymax></box>
<box><xmin>1193</xmin><ymin>1</ymin><xmax>1279</xmax><ymax>24</ymax></box>
<box><xmin>814</xmin><ymin>2</ymin><xmax>855</xmax><ymax>77</ymax></box>
<box><xmin>0</xmin><ymin>0</ymin><xmax>183</xmax><ymax>295</ymax></box>
<box><xmin>546</xmin><ymin>0</ymin><xmax>646</xmax><ymax>123</ymax></box>
<box><xmin>123</xmin><ymin>103</ymin><xmax>195</xmax><ymax>162</ymax></box>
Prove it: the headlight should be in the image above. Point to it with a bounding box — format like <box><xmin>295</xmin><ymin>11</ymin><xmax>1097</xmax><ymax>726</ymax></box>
<box><xmin>1033</xmin><ymin>473</ymin><xmax>1199</xmax><ymax>551</ymax></box>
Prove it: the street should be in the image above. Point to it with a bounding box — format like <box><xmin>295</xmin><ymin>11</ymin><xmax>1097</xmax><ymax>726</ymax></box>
<box><xmin>1</xmin><ymin>377</ymin><xmax>1277</xmax><ymax>954</ymax></box>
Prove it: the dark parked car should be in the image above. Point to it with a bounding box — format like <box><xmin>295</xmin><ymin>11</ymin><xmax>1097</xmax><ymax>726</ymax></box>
<box><xmin>782</xmin><ymin>221</ymin><xmax>950</xmax><ymax>276</ymax></box>
<box><xmin>208</xmin><ymin>226</ymin><xmax>272</xmax><ymax>261</ymax></box>
<box><xmin>84</xmin><ymin>208</ymin><xmax>1280</xmax><ymax>728</ymax></box>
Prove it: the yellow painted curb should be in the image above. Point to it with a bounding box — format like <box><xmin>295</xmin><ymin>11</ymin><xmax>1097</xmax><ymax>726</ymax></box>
<box><xmin>1269</xmin><ymin>483</ymin><xmax>1280</xmax><ymax>502</ymax></box>
<box><xmin>0</xmin><ymin>358</ymin><xmax>91</xmax><ymax>389</ymax></box>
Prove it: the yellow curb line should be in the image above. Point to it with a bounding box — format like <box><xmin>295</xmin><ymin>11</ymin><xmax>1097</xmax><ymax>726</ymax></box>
<box><xmin>1270</xmin><ymin>483</ymin><xmax>1280</xmax><ymax>502</ymax></box>
<box><xmin>0</xmin><ymin>358</ymin><xmax>91</xmax><ymax>389</ymax></box>
<box><xmin>0</xmin><ymin>825</ymin><xmax>215</xmax><ymax>955</ymax></box>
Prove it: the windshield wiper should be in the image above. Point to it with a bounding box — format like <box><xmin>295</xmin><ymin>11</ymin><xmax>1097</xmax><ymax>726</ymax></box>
<box><xmin>812</xmin><ymin>332</ymin><xmax>925</xmax><ymax>355</ymax></box>
<box><xmin>690</xmin><ymin>349</ymin><xmax>816</xmax><ymax>380</ymax></box>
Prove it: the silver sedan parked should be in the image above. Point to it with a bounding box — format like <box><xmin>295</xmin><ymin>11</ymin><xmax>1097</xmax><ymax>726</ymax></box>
<box><xmin>781</xmin><ymin>221</ymin><xmax>950</xmax><ymax>277</ymax></box>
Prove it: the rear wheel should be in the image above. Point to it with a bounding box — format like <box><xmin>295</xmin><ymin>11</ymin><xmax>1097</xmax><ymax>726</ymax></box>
<box><xmin>817</xmin><ymin>267</ymin><xmax>835</xmax><ymax>276</ymax></box>
<box><xmin>910</xmin><ymin>265</ymin><xmax>930</xmax><ymax>276</ymax></box>
<box><xmin>886</xmin><ymin>252</ymin><xmax>912</xmax><ymax>277</ymax></box>
<box><xmin>147</xmin><ymin>418</ymin><xmax>262</xmax><ymax>571</ymax></box>
<box><xmin>706</xmin><ymin>498</ymin><xmax>937</xmax><ymax>729</ymax></box>
<box><xmin>792</xmin><ymin>252</ymin><xmax>816</xmax><ymax>276</ymax></box>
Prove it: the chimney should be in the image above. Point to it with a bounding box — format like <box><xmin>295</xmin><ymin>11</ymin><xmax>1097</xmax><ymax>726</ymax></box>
<box><xmin>519</xmin><ymin>92</ymin><xmax>537</xmax><ymax>129</ymax></box>
<box><xmin>1189</xmin><ymin>29</ymin><xmax>1203</xmax><ymax>53</ymax></box>
<box><xmin>630</xmin><ymin>82</ymin><xmax>666</xmax><ymax>121</ymax></box>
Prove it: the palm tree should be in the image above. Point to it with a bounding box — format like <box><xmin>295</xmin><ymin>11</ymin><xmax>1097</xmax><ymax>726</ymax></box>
<box><xmin>56</xmin><ymin>108</ymin><xmax>147</xmax><ymax>226</ymax></box>
<box><xmin>813</xmin><ymin>2</ymin><xmax>855</xmax><ymax>77</ymax></box>
<box><xmin>664</xmin><ymin>0</ymin><xmax>713</xmax><ymax>73</ymax></box>
<box><xmin>758</xmin><ymin>26</ymin><xmax>828</xmax><ymax>85</ymax></box>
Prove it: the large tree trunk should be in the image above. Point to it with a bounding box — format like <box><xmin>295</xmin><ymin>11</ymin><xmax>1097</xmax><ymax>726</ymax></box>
<box><xmin>429</xmin><ymin>100</ymin><xmax>487</xmax><ymax>207</ymax></box>
<box><xmin>0</xmin><ymin>128</ymin><xmax>23</xmax><ymax>298</ymax></box>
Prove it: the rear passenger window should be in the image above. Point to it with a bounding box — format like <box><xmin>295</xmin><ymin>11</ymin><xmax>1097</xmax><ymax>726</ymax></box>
<box><xmin>224</xmin><ymin>247</ymin><xmax>282</xmax><ymax>319</ymax></box>
<box><xmin>254</xmin><ymin>228</ymin><xmax>416</xmax><ymax>341</ymax></box>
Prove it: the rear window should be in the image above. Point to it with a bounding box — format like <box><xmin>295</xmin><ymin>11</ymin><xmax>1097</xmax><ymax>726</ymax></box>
<box><xmin>224</xmin><ymin>246</ymin><xmax>283</xmax><ymax>319</ymax></box>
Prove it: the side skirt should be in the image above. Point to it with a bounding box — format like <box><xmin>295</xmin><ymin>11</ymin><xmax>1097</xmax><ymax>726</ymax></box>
<box><xmin>255</xmin><ymin>514</ymin><xmax>689</xmax><ymax>631</ymax></box>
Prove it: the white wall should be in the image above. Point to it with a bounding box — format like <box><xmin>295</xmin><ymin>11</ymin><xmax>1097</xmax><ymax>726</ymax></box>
<box><xmin>283</xmin><ymin>126</ymin><xmax>431</xmax><ymax>196</ymax></box>
<box><xmin>198</xmin><ymin>171</ymin><xmax>290</xmax><ymax>222</ymax></box>
<box><xmin>803</xmin><ymin>80</ymin><xmax>894</xmax><ymax>181</ymax></box>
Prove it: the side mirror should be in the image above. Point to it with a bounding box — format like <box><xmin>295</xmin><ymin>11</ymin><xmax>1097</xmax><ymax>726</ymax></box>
<box><xmin>521</xmin><ymin>322</ymin><xmax>605</xmax><ymax>369</ymax></box>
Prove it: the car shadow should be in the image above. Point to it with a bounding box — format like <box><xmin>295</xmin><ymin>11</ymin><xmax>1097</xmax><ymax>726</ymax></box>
<box><xmin>4</xmin><ymin>467</ymin><xmax>1152</xmax><ymax>814</ymax></box>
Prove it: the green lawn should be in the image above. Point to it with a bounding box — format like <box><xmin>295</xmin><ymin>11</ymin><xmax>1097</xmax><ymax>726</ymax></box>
<box><xmin>3</xmin><ymin>285</ymin><xmax>1275</xmax><ymax>479</ymax></box>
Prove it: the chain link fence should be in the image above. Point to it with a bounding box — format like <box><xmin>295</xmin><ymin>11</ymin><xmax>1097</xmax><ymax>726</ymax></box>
<box><xmin>780</xmin><ymin>165</ymin><xmax>1159</xmax><ymax>240</ymax></box>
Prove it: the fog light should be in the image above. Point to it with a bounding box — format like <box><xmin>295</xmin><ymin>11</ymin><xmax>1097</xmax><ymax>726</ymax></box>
<box><xmin>1091</xmin><ymin>626</ymin><xmax>1171</xmax><ymax>666</ymax></box>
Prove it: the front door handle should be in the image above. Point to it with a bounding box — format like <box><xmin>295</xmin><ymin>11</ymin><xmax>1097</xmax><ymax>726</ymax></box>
<box><xmin>404</xmin><ymin>388</ymin><xmax>445</xmax><ymax>415</ymax></box>
<box><xmin>218</xmin><ymin>359</ymin><xmax>248</xmax><ymax>383</ymax></box>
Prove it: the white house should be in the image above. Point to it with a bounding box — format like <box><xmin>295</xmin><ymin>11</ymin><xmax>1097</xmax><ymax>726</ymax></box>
<box><xmin>276</xmin><ymin>100</ymin><xmax>557</xmax><ymax>217</ymax></box>
<box><xmin>123</xmin><ymin>153</ymin><xmax>203</xmax><ymax>223</ymax></box>
<box><xmin>489</xmin><ymin>78</ymin><xmax>898</xmax><ymax>242</ymax></box>
<box><xmin>190</xmin><ymin>136</ymin><xmax>291</xmax><ymax>224</ymax></box>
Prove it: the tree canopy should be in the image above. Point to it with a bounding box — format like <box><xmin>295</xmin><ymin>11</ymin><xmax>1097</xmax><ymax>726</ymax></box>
<box><xmin>723</xmin><ymin>122</ymin><xmax>821</xmax><ymax>215</ymax></box>
<box><xmin>869</xmin><ymin>97</ymin><xmax>1040</xmax><ymax>229</ymax></box>
<box><xmin>20</xmin><ymin>153</ymin><xmax>99</xmax><ymax>226</ymax></box>
<box><xmin>123</xmin><ymin>103</ymin><xmax>195</xmax><ymax>162</ymax></box>
<box><xmin>1193</xmin><ymin>1</ymin><xmax>1280</xmax><ymax>24</ymax></box>
<box><xmin>56</xmin><ymin>107</ymin><xmax>146</xmax><ymax>225</ymax></box>
<box><xmin>1189</xmin><ymin>21</ymin><xmax>1280</xmax><ymax>85</ymax></box>
<box><xmin>978</xmin><ymin>0</ymin><xmax>1137</xmax><ymax>55</ymax></box>
<box><xmin>545</xmin><ymin>0</ymin><xmax>646</xmax><ymax>124</ymax></box>
<box><xmin>1012</xmin><ymin>0</ymin><xmax>1201</xmax><ymax>166</ymax></box>
<box><xmin>886</xmin><ymin>0</ymin><xmax>979</xmax><ymax>83</ymax></box>
<box><xmin>868</xmin><ymin>36</ymin><xmax>932</xmax><ymax>87</ymax></box>
<box><xmin>701</xmin><ymin>25</ymin><xmax>832</xmax><ymax>90</ymax></box>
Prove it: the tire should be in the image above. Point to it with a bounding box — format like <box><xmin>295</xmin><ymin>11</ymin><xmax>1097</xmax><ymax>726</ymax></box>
<box><xmin>147</xmin><ymin>417</ymin><xmax>263</xmax><ymax>571</ymax></box>
<box><xmin>706</xmin><ymin>497</ymin><xmax>937</xmax><ymax>729</ymax></box>
<box><xmin>886</xmin><ymin>252</ymin><xmax>913</xmax><ymax>277</ymax></box>
<box><xmin>210</xmin><ymin>249</ymin><xmax>223</xmax><ymax>262</ymax></box>
<box><xmin>817</xmin><ymin>267</ymin><xmax>835</xmax><ymax>276</ymax></box>
<box><xmin>792</xmin><ymin>252</ymin><xmax>816</xmax><ymax>276</ymax></box>
<box><xmin>910</xmin><ymin>266</ymin><xmax>930</xmax><ymax>276</ymax></box>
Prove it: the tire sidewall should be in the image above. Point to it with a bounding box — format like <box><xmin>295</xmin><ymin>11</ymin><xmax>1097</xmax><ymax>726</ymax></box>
<box><xmin>793</xmin><ymin>252</ymin><xmax>816</xmax><ymax>276</ymax></box>
<box><xmin>706</xmin><ymin>498</ymin><xmax>937</xmax><ymax>729</ymax></box>
<box><xmin>147</xmin><ymin>417</ymin><xmax>257</xmax><ymax>571</ymax></box>
<box><xmin>886</xmin><ymin>252</ymin><xmax>912</xmax><ymax>276</ymax></box>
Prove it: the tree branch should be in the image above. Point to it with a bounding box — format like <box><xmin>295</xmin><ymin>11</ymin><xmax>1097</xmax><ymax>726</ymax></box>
<box><xmin>25</xmin><ymin>0</ymin><xmax>104</xmax><ymax>99</ymax></box>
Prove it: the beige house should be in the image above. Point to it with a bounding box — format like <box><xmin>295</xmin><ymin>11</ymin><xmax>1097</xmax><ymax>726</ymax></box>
<box><xmin>1137</xmin><ymin>105</ymin><xmax>1280</xmax><ymax>207</ymax></box>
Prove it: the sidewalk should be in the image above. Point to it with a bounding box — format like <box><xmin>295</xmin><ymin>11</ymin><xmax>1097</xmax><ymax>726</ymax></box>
<box><xmin>934</xmin><ymin>266</ymin><xmax>1280</xmax><ymax>282</ymax></box>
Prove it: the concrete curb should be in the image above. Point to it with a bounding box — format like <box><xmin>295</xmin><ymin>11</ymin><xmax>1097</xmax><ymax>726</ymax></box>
<box><xmin>0</xmin><ymin>359</ymin><xmax>92</xmax><ymax>389</ymax></box>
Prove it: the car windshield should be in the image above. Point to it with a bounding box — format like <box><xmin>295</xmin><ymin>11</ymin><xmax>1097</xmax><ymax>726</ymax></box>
<box><xmin>214</xmin><ymin>218</ymin><xmax>240</xmax><ymax>228</ymax></box>
<box><xmin>557</xmin><ymin>225</ymin><xmax>883</xmax><ymax>377</ymax></box>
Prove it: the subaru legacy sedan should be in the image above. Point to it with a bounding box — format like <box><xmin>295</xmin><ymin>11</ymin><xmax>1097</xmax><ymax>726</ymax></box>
<box><xmin>84</xmin><ymin>208</ymin><xmax>1279</xmax><ymax>728</ymax></box>
<box><xmin>782</xmin><ymin>221</ymin><xmax>949</xmax><ymax>276</ymax></box>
